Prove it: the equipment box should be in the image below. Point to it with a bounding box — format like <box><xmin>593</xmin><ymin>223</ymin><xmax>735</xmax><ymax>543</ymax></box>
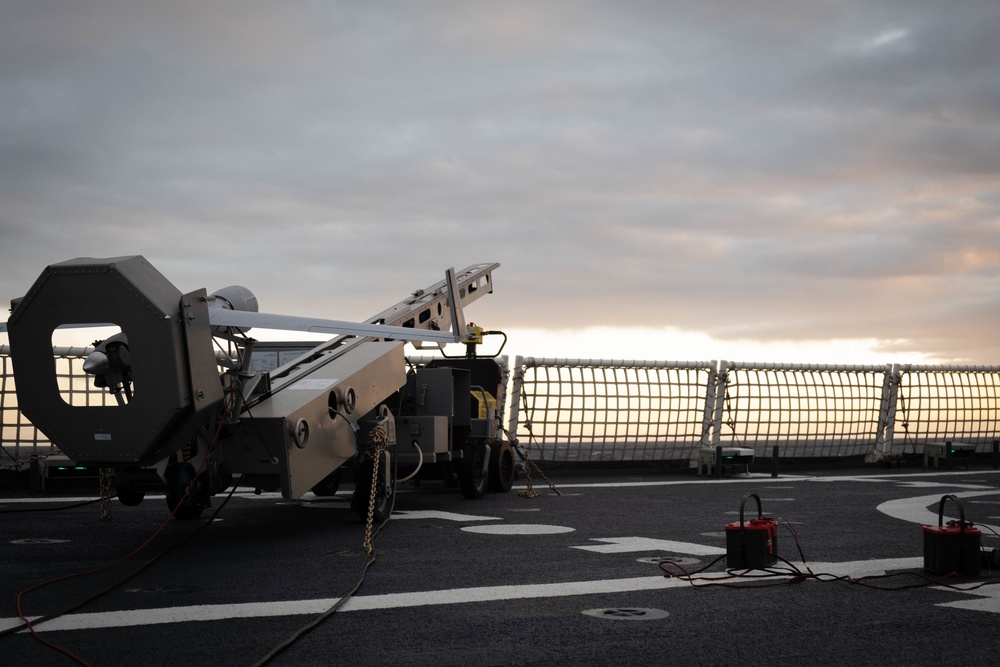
<box><xmin>923</xmin><ymin>495</ymin><xmax>980</xmax><ymax>577</ymax></box>
<box><xmin>725</xmin><ymin>493</ymin><xmax>778</xmax><ymax>569</ymax></box>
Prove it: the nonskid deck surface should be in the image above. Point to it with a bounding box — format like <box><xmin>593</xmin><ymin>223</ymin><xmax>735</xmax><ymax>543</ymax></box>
<box><xmin>3</xmin><ymin>466</ymin><xmax>1000</xmax><ymax>666</ymax></box>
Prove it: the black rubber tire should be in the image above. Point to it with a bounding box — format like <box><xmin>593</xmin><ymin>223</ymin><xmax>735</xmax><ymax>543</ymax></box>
<box><xmin>166</xmin><ymin>493</ymin><xmax>206</xmax><ymax>520</ymax></box>
<box><xmin>311</xmin><ymin>468</ymin><xmax>342</xmax><ymax>497</ymax></box>
<box><xmin>116</xmin><ymin>482</ymin><xmax>145</xmax><ymax>507</ymax></box>
<box><xmin>487</xmin><ymin>441</ymin><xmax>516</xmax><ymax>493</ymax></box>
<box><xmin>459</xmin><ymin>444</ymin><xmax>488</xmax><ymax>499</ymax></box>
<box><xmin>165</xmin><ymin>462</ymin><xmax>206</xmax><ymax>520</ymax></box>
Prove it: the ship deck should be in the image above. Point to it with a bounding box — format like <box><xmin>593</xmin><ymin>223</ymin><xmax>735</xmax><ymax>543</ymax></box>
<box><xmin>3</xmin><ymin>464</ymin><xmax>1000</xmax><ymax>666</ymax></box>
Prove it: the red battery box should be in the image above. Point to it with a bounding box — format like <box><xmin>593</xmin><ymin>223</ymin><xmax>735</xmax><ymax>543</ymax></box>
<box><xmin>726</xmin><ymin>492</ymin><xmax>778</xmax><ymax>569</ymax></box>
<box><xmin>923</xmin><ymin>494</ymin><xmax>980</xmax><ymax>577</ymax></box>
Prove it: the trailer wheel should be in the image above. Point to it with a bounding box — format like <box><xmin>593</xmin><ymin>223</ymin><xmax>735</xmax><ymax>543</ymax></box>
<box><xmin>488</xmin><ymin>441</ymin><xmax>516</xmax><ymax>493</ymax></box>
<box><xmin>311</xmin><ymin>468</ymin><xmax>342</xmax><ymax>497</ymax></box>
<box><xmin>459</xmin><ymin>443</ymin><xmax>488</xmax><ymax>499</ymax></box>
<box><xmin>116</xmin><ymin>481</ymin><xmax>145</xmax><ymax>506</ymax></box>
<box><xmin>165</xmin><ymin>462</ymin><xmax>207</xmax><ymax>520</ymax></box>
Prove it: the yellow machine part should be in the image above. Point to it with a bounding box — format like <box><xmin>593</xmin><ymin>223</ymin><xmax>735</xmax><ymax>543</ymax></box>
<box><xmin>471</xmin><ymin>390</ymin><xmax>497</xmax><ymax>419</ymax></box>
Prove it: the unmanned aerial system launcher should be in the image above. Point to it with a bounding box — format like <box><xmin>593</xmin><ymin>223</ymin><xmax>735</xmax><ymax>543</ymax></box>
<box><xmin>4</xmin><ymin>256</ymin><xmax>512</xmax><ymax>519</ymax></box>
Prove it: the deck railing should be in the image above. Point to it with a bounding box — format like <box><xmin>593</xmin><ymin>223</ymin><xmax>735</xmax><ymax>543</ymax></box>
<box><xmin>507</xmin><ymin>357</ymin><xmax>1000</xmax><ymax>463</ymax></box>
<box><xmin>2</xmin><ymin>346</ymin><xmax>998</xmax><ymax>469</ymax></box>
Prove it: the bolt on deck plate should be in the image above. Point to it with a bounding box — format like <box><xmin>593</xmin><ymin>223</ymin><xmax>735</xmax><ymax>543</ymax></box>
<box><xmin>582</xmin><ymin>607</ymin><xmax>670</xmax><ymax>621</ymax></box>
<box><xmin>637</xmin><ymin>555</ymin><xmax>700</xmax><ymax>565</ymax></box>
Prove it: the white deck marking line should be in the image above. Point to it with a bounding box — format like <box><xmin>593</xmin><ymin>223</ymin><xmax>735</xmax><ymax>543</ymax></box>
<box><xmin>935</xmin><ymin>584</ymin><xmax>1000</xmax><ymax>614</ymax></box>
<box><xmin>794</xmin><ymin>558</ymin><xmax>1000</xmax><ymax>614</ymax></box>
<box><xmin>571</xmin><ymin>537</ymin><xmax>726</xmax><ymax>556</ymax></box>
<box><xmin>521</xmin><ymin>476</ymin><xmax>811</xmax><ymax>489</ymax></box>
<box><xmin>392</xmin><ymin>510</ymin><xmax>501</xmax><ymax>522</ymax></box>
<box><xmin>513</xmin><ymin>470</ymin><xmax>1000</xmax><ymax>490</ymax></box>
<box><xmin>892</xmin><ymin>481</ymin><xmax>993</xmax><ymax>489</ymax></box>
<box><xmin>804</xmin><ymin>557</ymin><xmax>922</xmax><ymax>577</ymax></box>
<box><xmin>0</xmin><ymin>557</ymin><xmax>927</xmax><ymax>633</ymax></box>
<box><xmin>3</xmin><ymin>575</ymin><xmax>689</xmax><ymax>632</ymax></box>
<box><xmin>877</xmin><ymin>490</ymin><xmax>1000</xmax><ymax>533</ymax></box>
<box><xmin>6</xmin><ymin>470</ymin><xmax>996</xmax><ymax>504</ymax></box>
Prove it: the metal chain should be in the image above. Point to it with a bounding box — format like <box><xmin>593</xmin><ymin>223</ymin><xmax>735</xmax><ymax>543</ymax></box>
<box><xmin>519</xmin><ymin>452</ymin><xmax>561</xmax><ymax>498</ymax></box>
<box><xmin>0</xmin><ymin>451</ymin><xmax>54</xmax><ymax>472</ymax></box>
<box><xmin>894</xmin><ymin>372</ymin><xmax>916</xmax><ymax>454</ymax></box>
<box><xmin>507</xmin><ymin>427</ymin><xmax>560</xmax><ymax>498</ymax></box>
<box><xmin>518</xmin><ymin>448</ymin><xmax>539</xmax><ymax>498</ymax></box>
<box><xmin>99</xmin><ymin>467</ymin><xmax>113</xmax><ymax>521</ymax></box>
<box><xmin>511</xmin><ymin>391</ymin><xmax>561</xmax><ymax>499</ymax></box>
<box><xmin>721</xmin><ymin>374</ymin><xmax>745</xmax><ymax>447</ymax></box>
<box><xmin>363</xmin><ymin>423</ymin><xmax>389</xmax><ymax>555</ymax></box>
<box><xmin>503</xmin><ymin>393</ymin><xmax>562</xmax><ymax>498</ymax></box>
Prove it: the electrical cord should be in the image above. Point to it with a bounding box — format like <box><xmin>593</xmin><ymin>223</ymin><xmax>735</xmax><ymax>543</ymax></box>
<box><xmin>252</xmin><ymin>409</ymin><xmax>402</xmax><ymax>667</ymax></box>
<box><xmin>2</xmin><ymin>475</ymin><xmax>244</xmax><ymax>667</ymax></box>
<box><xmin>659</xmin><ymin>516</ymin><xmax>1000</xmax><ymax>592</ymax></box>
<box><xmin>0</xmin><ymin>498</ymin><xmax>102</xmax><ymax>513</ymax></box>
<box><xmin>329</xmin><ymin>408</ymin><xmax>362</xmax><ymax>448</ymax></box>
<box><xmin>252</xmin><ymin>466</ymin><xmax>398</xmax><ymax>667</ymax></box>
<box><xmin>395</xmin><ymin>440</ymin><xmax>424</xmax><ymax>484</ymax></box>
<box><xmin>9</xmin><ymin>405</ymin><xmax>234</xmax><ymax>664</ymax></box>
<box><xmin>1</xmin><ymin>475</ymin><xmax>245</xmax><ymax>638</ymax></box>
<box><xmin>250</xmin><ymin>550</ymin><xmax>378</xmax><ymax>667</ymax></box>
<box><xmin>236</xmin><ymin>382</ymin><xmax>280</xmax><ymax>465</ymax></box>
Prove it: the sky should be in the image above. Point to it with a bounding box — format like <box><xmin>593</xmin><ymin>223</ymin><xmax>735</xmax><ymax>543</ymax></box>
<box><xmin>1</xmin><ymin>1</ymin><xmax>999</xmax><ymax>365</ymax></box>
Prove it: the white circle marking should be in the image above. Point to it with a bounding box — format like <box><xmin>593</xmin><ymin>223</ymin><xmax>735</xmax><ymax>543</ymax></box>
<box><xmin>462</xmin><ymin>524</ymin><xmax>575</xmax><ymax>535</ymax></box>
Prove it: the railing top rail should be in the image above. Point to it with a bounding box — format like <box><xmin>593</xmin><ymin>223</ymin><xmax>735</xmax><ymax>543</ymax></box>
<box><xmin>892</xmin><ymin>363</ymin><xmax>1000</xmax><ymax>373</ymax></box>
<box><xmin>517</xmin><ymin>357</ymin><xmax>716</xmax><ymax>370</ymax></box>
<box><xmin>723</xmin><ymin>361</ymin><xmax>892</xmax><ymax>373</ymax></box>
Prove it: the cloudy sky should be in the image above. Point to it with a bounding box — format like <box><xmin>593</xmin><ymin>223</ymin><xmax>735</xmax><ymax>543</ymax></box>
<box><xmin>1</xmin><ymin>1</ymin><xmax>998</xmax><ymax>364</ymax></box>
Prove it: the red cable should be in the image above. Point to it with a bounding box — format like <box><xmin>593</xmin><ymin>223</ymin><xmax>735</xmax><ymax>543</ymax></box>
<box><xmin>15</xmin><ymin>394</ymin><xmax>233</xmax><ymax>663</ymax></box>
